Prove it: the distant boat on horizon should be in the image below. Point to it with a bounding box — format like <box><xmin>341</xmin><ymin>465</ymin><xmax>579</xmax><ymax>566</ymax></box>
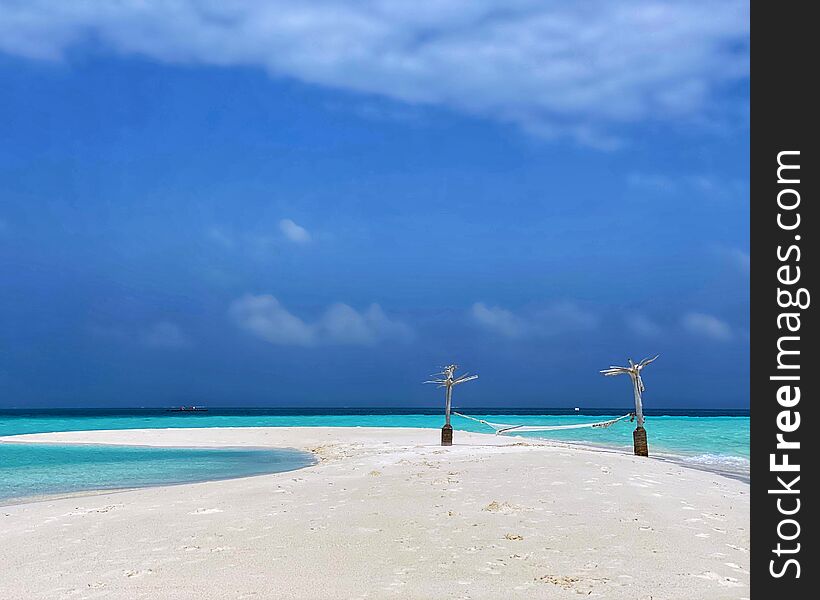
<box><xmin>167</xmin><ymin>406</ymin><xmax>208</xmax><ymax>413</ymax></box>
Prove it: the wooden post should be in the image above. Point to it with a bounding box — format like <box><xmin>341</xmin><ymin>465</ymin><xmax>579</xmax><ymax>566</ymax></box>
<box><xmin>632</xmin><ymin>374</ymin><xmax>645</xmax><ymax>429</ymax></box>
<box><xmin>425</xmin><ymin>364</ymin><xmax>478</xmax><ymax>447</ymax></box>
<box><xmin>442</xmin><ymin>385</ymin><xmax>453</xmax><ymax>445</ymax></box>
<box><xmin>600</xmin><ymin>355</ymin><xmax>658</xmax><ymax>457</ymax></box>
<box><xmin>441</xmin><ymin>424</ymin><xmax>453</xmax><ymax>446</ymax></box>
<box><xmin>633</xmin><ymin>426</ymin><xmax>649</xmax><ymax>456</ymax></box>
<box><xmin>631</xmin><ymin>374</ymin><xmax>648</xmax><ymax>456</ymax></box>
<box><xmin>445</xmin><ymin>385</ymin><xmax>452</xmax><ymax>427</ymax></box>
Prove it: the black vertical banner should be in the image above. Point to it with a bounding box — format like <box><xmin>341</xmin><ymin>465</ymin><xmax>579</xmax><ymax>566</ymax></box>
<box><xmin>753</xmin><ymin>2</ymin><xmax>814</xmax><ymax>596</ymax></box>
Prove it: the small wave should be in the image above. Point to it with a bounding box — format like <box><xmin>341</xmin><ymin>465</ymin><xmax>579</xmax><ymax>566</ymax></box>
<box><xmin>681</xmin><ymin>453</ymin><xmax>750</xmax><ymax>469</ymax></box>
<box><xmin>663</xmin><ymin>452</ymin><xmax>750</xmax><ymax>481</ymax></box>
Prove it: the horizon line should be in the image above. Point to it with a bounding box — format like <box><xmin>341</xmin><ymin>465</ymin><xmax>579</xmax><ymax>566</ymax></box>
<box><xmin>0</xmin><ymin>405</ymin><xmax>751</xmax><ymax>412</ymax></box>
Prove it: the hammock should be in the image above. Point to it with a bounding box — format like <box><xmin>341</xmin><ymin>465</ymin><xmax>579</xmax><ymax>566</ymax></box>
<box><xmin>453</xmin><ymin>411</ymin><xmax>634</xmax><ymax>435</ymax></box>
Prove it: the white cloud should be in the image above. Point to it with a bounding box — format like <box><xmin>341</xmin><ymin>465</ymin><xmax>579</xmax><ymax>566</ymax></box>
<box><xmin>229</xmin><ymin>295</ymin><xmax>315</xmax><ymax>346</ymax></box>
<box><xmin>626</xmin><ymin>314</ymin><xmax>662</xmax><ymax>337</ymax></box>
<box><xmin>278</xmin><ymin>219</ymin><xmax>311</xmax><ymax>244</ymax></box>
<box><xmin>682</xmin><ymin>312</ymin><xmax>732</xmax><ymax>341</ymax></box>
<box><xmin>229</xmin><ymin>294</ymin><xmax>411</xmax><ymax>346</ymax></box>
<box><xmin>140</xmin><ymin>321</ymin><xmax>192</xmax><ymax>348</ymax></box>
<box><xmin>0</xmin><ymin>1</ymin><xmax>748</xmax><ymax>144</ymax></box>
<box><xmin>470</xmin><ymin>303</ymin><xmax>526</xmax><ymax>338</ymax></box>
<box><xmin>470</xmin><ymin>301</ymin><xmax>598</xmax><ymax>338</ymax></box>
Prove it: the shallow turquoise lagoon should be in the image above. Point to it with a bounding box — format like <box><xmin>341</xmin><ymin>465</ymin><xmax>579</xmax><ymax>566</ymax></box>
<box><xmin>0</xmin><ymin>443</ymin><xmax>314</xmax><ymax>504</ymax></box>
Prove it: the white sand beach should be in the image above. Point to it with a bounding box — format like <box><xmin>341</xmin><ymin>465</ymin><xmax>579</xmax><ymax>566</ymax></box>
<box><xmin>0</xmin><ymin>427</ymin><xmax>749</xmax><ymax>600</ymax></box>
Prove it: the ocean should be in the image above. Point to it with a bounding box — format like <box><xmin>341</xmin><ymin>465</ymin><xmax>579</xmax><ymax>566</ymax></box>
<box><xmin>0</xmin><ymin>408</ymin><xmax>749</xmax><ymax>503</ymax></box>
<box><xmin>0</xmin><ymin>443</ymin><xmax>314</xmax><ymax>505</ymax></box>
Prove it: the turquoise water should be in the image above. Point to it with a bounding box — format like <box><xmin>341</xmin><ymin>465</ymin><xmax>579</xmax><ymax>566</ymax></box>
<box><xmin>0</xmin><ymin>409</ymin><xmax>749</xmax><ymax>501</ymax></box>
<box><xmin>0</xmin><ymin>442</ymin><xmax>314</xmax><ymax>505</ymax></box>
<box><xmin>466</xmin><ymin>414</ymin><xmax>750</xmax><ymax>477</ymax></box>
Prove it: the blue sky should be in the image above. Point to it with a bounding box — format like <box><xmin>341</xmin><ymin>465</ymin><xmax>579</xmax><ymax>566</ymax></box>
<box><xmin>0</xmin><ymin>1</ymin><xmax>749</xmax><ymax>409</ymax></box>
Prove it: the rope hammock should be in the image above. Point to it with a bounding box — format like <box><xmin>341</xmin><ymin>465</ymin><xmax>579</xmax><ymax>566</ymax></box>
<box><xmin>452</xmin><ymin>411</ymin><xmax>634</xmax><ymax>435</ymax></box>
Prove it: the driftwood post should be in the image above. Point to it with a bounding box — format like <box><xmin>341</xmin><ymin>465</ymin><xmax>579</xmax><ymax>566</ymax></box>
<box><xmin>425</xmin><ymin>364</ymin><xmax>478</xmax><ymax>446</ymax></box>
<box><xmin>600</xmin><ymin>355</ymin><xmax>659</xmax><ymax>456</ymax></box>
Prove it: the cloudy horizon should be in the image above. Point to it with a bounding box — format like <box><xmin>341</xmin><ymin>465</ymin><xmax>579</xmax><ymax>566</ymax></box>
<box><xmin>0</xmin><ymin>1</ymin><xmax>749</xmax><ymax>408</ymax></box>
